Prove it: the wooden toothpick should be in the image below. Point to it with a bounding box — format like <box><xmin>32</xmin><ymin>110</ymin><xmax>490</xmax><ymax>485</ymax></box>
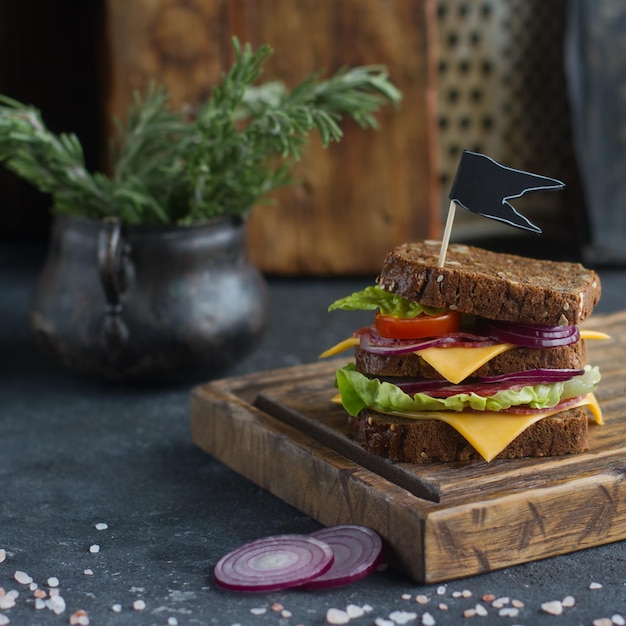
<box><xmin>438</xmin><ymin>200</ymin><xmax>457</xmax><ymax>267</ymax></box>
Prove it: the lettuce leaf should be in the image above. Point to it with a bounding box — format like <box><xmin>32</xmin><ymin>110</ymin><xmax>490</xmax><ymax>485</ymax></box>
<box><xmin>335</xmin><ymin>363</ymin><xmax>601</xmax><ymax>417</ymax></box>
<box><xmin>328</xmin><ymin>285</ymin><xmax>445</xmax><ymax>318</ymax></box>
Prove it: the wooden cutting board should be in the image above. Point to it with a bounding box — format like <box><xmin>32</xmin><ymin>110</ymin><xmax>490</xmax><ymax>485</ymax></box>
<box><xmin>191</xmin><ymin>310</ymin><xmax>626</xmax><ymax>583</ymax></box>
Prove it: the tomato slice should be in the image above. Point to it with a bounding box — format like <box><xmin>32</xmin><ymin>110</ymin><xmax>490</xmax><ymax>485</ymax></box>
<box><xmin>375</xmin><ymin>310</ymin><xmax>461</xmax><ymax>340</ymax></box>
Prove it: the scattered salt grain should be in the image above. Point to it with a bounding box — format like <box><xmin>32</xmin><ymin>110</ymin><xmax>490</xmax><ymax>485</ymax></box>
<box><xmin>374</xmin><ymin>619</ymin><xmax>394</xmax><ymax>626</ymax></box>
<box><xmin>89</xmin><ymin>545</ymin><xmax>100</xmax><ymax>554</ymax></box>
<box><xmin>491</xmin><ymin>597</ymin><xmax>509</xmax><ymax>608</ymax></box>
<box><xmin>0</xmin><ymin>615</ymin><xmax>8</xmax><ymax>625</ymax></box>
<box><xmin>612</xmin><ymin>615</ymin><xmax>626</xmax><ymax>626</ymax></box>
<box><xmin>95</xmin><ymin>523</ymin><xmax>108</xmax><ymax>531</ymax></box>
<box><xmin>167</xmin><ymin>618</ymin><xmax>179</xmax><ymax>626</ymax></box>
<box><xmin>47</xmin><ymin>576</ymin><xmax>59</xmax><ymax>588</ymax></box>
<box><xmin>463</xmin><ymin>608</ymin><xmax>476</xmax><ymax>618</ymax></box>
<box><xmin>45</xmin><ymin>594</ymin><xmax>66</xmax><ymax>614</ymax></box>
<box><xmin>35</xmin><ymin>598</ymin><xmax>45</xmax><ymax>610</ymax></box>
<box><xmin>422</xmin><ymin>612</ymin><xmax>436</xmax><ymax>626</ymax></box>
<box><xmin>132</xmin><ymin>600</ymin><xmax>146</xmax><ymax>611</ymax></box>
<box><xmin>14</xmin><ymin>571</ymin><xmax>32</xmax><ymax>585</ymax></box>
<box><xmin>474</xmin><ymin>604</ymin><xmax>488</xmax><ymax>617</ymax></box>
<box><xmin>83</xmin><ymin>569</ymin><xmax>93</xmax><ymax>576</ymax></box>
<box><xmin>593</xmin><ymin>619</ymin><xmax>613</xmax><ymax>626</ymax></box>
<box><xmin>250</xmin><ymin>608</ymin><xmax>266</xmax><ymax>616</ymax></box>
<box><xmin>512</xmin><ymin>599</ymin><xmax>525</xmax><ymax>609</ymax></box>
<box><xmin>0</xmin><ymin>591</ymin><xmax>18</xmax><ymax>610</ymax></box>
<box><xmin>436</xmin><ymin>585</ymin><xmax>446</xmax><ymax>596</ymax></box>
<box><xmin>438</xmin><ymin>603</ymin><xmax>448</xmax><ymax>611</ymax></box>
<box><xmin>69</xmin><ymin>609</ymin><xmax>90</xmax><ymax>625</ymax></box>
<box><xmin>416</xmin><ymin>594</ymin><xmax>429</xmax><ymax>605</ymax></box>
<box><xmin>389</xmin><ymin>610</ymin><xmax>417</xmax><ymax>624</ymax></box>
<box><xmin>541</xmin><ymin>600</ymin><xmax>563</xmax><ymax>616</ymax></box>
<box><xmin>271</xmin><ymin>603</ymin><xmax>284</xmax><ymax>612</ymax></box>
<box><xmin>111</xmin><ymin>604</ymin><xmax>122</xmax><ymax>613</ymax></box>
<box><xmin>562</xmin><ymin>595</ymin><xmax>576</xmax><ymax>608</ymax></box>
<box><xmin>590</xmin><ymin>581</ymin><xmax>603</xmax><ymax>589</ymax></box>
<box><xmin>0</xmin><ymin>551</ymin><xmax>5</xmax><ymax>564</ymax></box>
<box><xmin>499</xmin><ymin>608</ymin><xmax>519</xmax><ymax>618</ymax></box>
<box><xmin>402</xmin><ymin>594</ymin><xmax>412</xmax><ymax>600</ymax></box>
<box><xmin>363</xmin><ymin>605</ymin><xmax>374</xmax><ymax>613</ymax></box>
<box><xmin>481</xmin><ymin>594</ymin><xmax>495</xmax><ymax>603</ymax></box>
<box><xmin>326</xmin><ymin>608</ymin><xmax>350</xmax><ymax>625</ymax></box>
<box><xmin>281</xmin><ymin>610</ymin><xmax>292</xmax><ymax>618</ymax></box>
<box><xmin>346</xmin><ymin>605</ymin><xmax>365</xmax><ymax>619</ymax></box>
<box><xmin>33</xmin><ymin>589</ymin><xmax>46</xmax><ymax>599</ymax></box>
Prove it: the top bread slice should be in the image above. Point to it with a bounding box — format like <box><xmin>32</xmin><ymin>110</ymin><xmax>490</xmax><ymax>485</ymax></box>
<box><xmin>377</xmin><ymin>241</ymin><xmax>601</xmax><ymax>326</ymax></box>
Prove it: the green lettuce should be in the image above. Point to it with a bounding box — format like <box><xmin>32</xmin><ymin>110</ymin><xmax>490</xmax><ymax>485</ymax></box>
<box><xmin>328</xmin><ymin>285</ymin><xmax>445</xmax><ymax>318</ymax></box>
<box><xmin>335</xmin><ymin>363</ymin><xmax>601</xmax><ymax>417</ymax></box>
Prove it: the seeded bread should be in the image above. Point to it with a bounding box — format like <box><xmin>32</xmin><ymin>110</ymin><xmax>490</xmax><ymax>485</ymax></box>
<box><xmin>348</xmin><ymin>407</ymin><xmax>589</xmax><ymax>463</ymax></box>
<box><xmin>377</xmin><ymin>241</ymin><xmax>601</xmax><ymax>326</ymax></box>
<box><xmin>355</xmin><ymin>340</ymin><xmax>588</xmax><ymax>380</ymax></box>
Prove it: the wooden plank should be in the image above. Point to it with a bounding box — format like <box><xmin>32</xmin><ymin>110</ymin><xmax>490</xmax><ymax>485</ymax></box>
<box><xmin>102</xmin><ymin>0</ymin><xmax>440</xmax><ymax>274</ymax></box>
<box><xmin>191</xmin><ymin>311</ymin><xmax>626</xmax><ymax>582</ymax></box>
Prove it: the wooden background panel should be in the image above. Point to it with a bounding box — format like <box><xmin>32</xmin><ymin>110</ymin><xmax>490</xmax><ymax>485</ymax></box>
<box><xmin>102</xmin><ymin>0</ymin><xmax>441</xmax><ymax>274</ymax></box>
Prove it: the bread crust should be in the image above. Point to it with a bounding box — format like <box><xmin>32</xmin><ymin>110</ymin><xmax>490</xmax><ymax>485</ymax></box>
<box><xmin>377</xmin><ymin>241</ymin><xmax>601</xmax><ymax>325</ymax></box>
<box><xmin>348</xmin><ymin>407</ymin><xmax>589</xmax><ymax>463</ymax></box>
<box><xmin>354</xmin><ymin>340</ymin><xmax>588</xmax><ymax>379</ymax></box>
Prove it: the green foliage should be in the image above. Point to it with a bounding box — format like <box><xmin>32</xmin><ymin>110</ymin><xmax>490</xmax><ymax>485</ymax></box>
<box><xmin>0</xmin><ymin>38</ymin><xmax>402</xmax><ymax>225</ymax></box>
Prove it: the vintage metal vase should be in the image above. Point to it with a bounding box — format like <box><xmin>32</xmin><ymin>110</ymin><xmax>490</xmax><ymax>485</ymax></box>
<box><xmin>29</xmin><ymin>214</ymin><xmax>268</xmax><ymax>383</ymax></box>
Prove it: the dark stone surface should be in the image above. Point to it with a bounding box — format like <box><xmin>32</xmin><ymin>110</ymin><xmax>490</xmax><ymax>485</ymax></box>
<box><xmin>2</xmin><ymin>241</ymin><xmax>626</xmax><ymax>626</ymax></box>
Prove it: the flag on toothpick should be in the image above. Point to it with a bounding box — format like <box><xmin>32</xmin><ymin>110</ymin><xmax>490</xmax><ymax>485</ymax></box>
<box><xmin>438</xmin><ymin>150</ymin><xmax>565</xmax><ymax>266</ymax></box>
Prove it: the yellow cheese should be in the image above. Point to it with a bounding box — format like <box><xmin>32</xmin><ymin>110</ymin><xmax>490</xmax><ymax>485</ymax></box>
<box><xmin>580</xmin><ymin>329</ymin><xmax>611</xmax><ymax>341</ymax></box>
<box><xmin>416</xmin><ymin>343</ymin><xmax>515</xmax><ymax>384</ymax></box>
<box><xmin>319</xmin><ymin>337</ymin><xmax>360</xmax><ymax>358</ymax></box>
<box><xmin>384</xmin><ymin>393</ymin><xmax>602</xmax><ymax>462</ymax></box>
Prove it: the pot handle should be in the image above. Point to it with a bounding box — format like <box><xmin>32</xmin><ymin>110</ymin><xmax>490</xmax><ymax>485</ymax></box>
<box><xmin>97</xmin><ymin>217</ymin><xmax>130</xmax><ymax>356</ymax></box>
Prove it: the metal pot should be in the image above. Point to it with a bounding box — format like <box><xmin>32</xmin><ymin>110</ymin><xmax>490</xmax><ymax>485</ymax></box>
<box><xmin>29</xmin><ymin>214</ymin><xmax>268</xmax><ymax>383</ymax></box>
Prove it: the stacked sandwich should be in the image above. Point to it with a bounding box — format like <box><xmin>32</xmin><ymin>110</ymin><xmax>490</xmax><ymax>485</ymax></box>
<box><xmin>322</xmin><ymin>240</ymin><xmax>607</xmax><ymax>463</ymax></box>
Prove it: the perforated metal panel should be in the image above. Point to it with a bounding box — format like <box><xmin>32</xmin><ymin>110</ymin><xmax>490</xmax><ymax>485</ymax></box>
<box><xmin>437</xmin><ymin>0</ymin><xmax>577</xmax><ymax>238</ymax></box>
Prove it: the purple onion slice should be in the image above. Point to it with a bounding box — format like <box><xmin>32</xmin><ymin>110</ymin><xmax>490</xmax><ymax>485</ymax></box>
<box><xmin>213</xmin><ymin>534</ymin><xmax>334</xmax><ymax>592</ymax></box>
<box><xmin>300</xmin><ymin>525</ymin><xmax>384</xmax><ymax>589</ymax></box>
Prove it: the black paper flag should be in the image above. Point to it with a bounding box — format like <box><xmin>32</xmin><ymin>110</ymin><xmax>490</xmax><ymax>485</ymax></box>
<box><xmin>448</xmin><ymin>150</ymin><xmax>565</xmax><ymax>234</ymax></box>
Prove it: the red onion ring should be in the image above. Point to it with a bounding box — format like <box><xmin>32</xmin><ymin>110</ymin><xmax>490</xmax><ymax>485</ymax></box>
<box><xmin>213</xmin><ymin>534</ymin><xmax>334</xmax><ymax>592</ymax></box>
<box><xmin>479</xmin><ymin>319</ymin><xmax>580</xmax><ymax>348</ymax></box>
<box><xmin>300</xmin><ymin>525</ymin><xmax>384</xmax><ymax>589</ymax></box>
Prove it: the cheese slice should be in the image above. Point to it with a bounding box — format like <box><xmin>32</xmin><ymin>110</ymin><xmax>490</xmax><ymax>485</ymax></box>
<box><xmin>417</xmin><ymin>343</ymin><xmax>515</xmax><ymax>384</ymax></box>
<box><xmin>385</xmin><ymin>393</ymin><xmax>602</xmax><ymax>462</ymax></box>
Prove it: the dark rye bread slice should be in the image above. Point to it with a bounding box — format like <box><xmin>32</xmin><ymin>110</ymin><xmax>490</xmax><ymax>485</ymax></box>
<box><xmin>348</xmin><ymin>406</ymin><xmax>589</xmax><ymax>463</ymax></box>
<box><xmin>355</xmin><ymin>340</ymin><xmax>588</xmax><ymax>379</ymax></box>
<box><xmin>377</xmin><ymin>241</ymin><xmax>601</xmax><ymax>326</ymax></box>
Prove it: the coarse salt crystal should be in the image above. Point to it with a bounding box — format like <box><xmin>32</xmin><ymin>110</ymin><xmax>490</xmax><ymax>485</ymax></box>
<box><xmin>33</xmin><ymin>589</ymin><xmax>46</xmax><ymax>599</ymax></box>
<box><xmin>132</xmin><ymin>600</ymin><xmax>146</xmax><ymax>611</ymax></box>
<box><xmin>512</xmin><ymin>599</ymin><xmax>524</xmax><ymax>608</ymax></box>
<box><xmin>47</xmin><ymin>577</ymin><xmax>59</xmax><ymax>588</ymax></box>
<box><xmin>14</xmin><ymin>571</ymin><xmax>32</xmax><ymax>585</ymax></box>
<box><xmin>402</xmin><ymin>594</ymin><xmax>412</xmax><ymax>600</ymax></box>
<box><xmin>562</xmin><ymin>595</ymin><xmax>576</xmax><ymax>608</ymax></box>
<box><xmin>46</xmin><ymin>594</ymin><xmax>66</xmax><ymax>614</ymax></box>
<box><xmin>438</xmin><ymin>603</ymin><xmax>448</xmax><ymax>611</ymax></box>
<box><xmin>111</xmin><ymin>604</ymin><xmax>122</xmax><ymax>613</ymax></box>
<box><xmin>281</xmin><ymin>610</ymin><xmax>292</xmax><ymax>618</ymax></box>
<box><xmin>0</xmin><ymin>615</ymin><xmax>8</xmax><ymax>625</ymax></box>
<box><xmin>83</xmin><ymin>569</ymin><xmax>93</xmax><ymax>576</ymax></box>
<box><xmin>499</xmin><ymin>608</ymin><xmax>519</xmax><ymax>618</ymax></box>
<box><xmin>250</xmin><ymin>608</ymin><xmax>266</xmax><ymax>616</ymax></box>
<box><xmin>89</xmin><ymin>545</ymin><xmax>100</xmax><ymax>554</ymax></box>
<box><xmin>0</xmin><ymin>550</ymin><xmax>5</xmax><ymax>563</ymax></box>
<box><xmin>95</xmin><ymin>523</ymin><xmax>108</xmax><ymax>530</ymax></box>
<box><xmin>481</xmin><ymin>594</ymin><xmax>495</xmax><ymax>602</ymax></box>
<box><xmin>35</xmin><ymin>597</ymin><xmax>46</xmax><ymax>610</ymax></box>
<box><xmin>167</xmin><ymin>618</ymin><xmax>179</xmax><ymax>626</ymax></box>
<box><xmin>436</xmin><ymin>585</ymin><xmax>446</xmax><ymax>595</ymax></box>
<box><xmin>463</xmin><ymin>608</ymin><xmax>476</xmax><ymax>618</ymax></box>
<box><xmin>541</xmin><ymin>601</ymin><xmax>563</xmax><ymax>616</ymax></box>
<box><xmin>416</xmin><ymin>594</ymin><xmax>429</xmax><ymax>605</ymax></box>
<box><xmin>389</xmin><ymin>610</ymin><xmax>417</xmax><ymax>624</ymax></box>
<box><xmin>69</xmin><ymin>609</ymin><xmax>90</xmax><ymax>625</ymax></box>
<box><xmin>374</xmin><ymin>619</ymin><xmax>394</xmax><ymax>626</ymax></box>
<box><xmin>363</xmin><ymin>605</ymin><xmax>374</xmax><ymax>613</ymax></box>
<box><xmin>492</xmin><ymin>596</ymin><xmax>509</xmax><ymax>608</ymax></box>
<box><xmin>271</xmin><ymin>603</ymin><xmax>284</xmax><ymax>612</ymax></box>
<box><xmin>593</xmin><ymin>619</ymin><xmax>613</xmax><ymax>626</ymax></box>
<box><xmin>0</xmin><ymin>592</ymin><xmax>17</xmax><ymax>610</ymax></box>
<box><xmin>326</xmin><ymin>608</ymin><xmax>350</xmax><ymax>625</ymax></box>
<box><xmin>612</xmin><ymin>615</ymin><xmax>626</xmax><ymax>626</ymax></box>
<box><xmin>422</xmin><ymin>612</ymin><xmax>436</xmax><ymax>626</ymax></box>
<box><xmin>474</xmin><ymin>604</ymin><xmax>488</xmax><ymax>617</ymax></box>
<box><xmin>590</xmin><ymin>582</ymin><xmax>603</xmax><ymax>589</ymax></box>
<box><xmin>346</xmin><ymin>605</ymin><xmax>364</xmax><ymax>619</ymax></box>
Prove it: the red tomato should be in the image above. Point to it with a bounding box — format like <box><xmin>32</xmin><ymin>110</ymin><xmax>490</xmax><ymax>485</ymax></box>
<box><xmin>375</xmin><ymin>310</ymin><xmax>461</xmax><ymax>339</ymax></box>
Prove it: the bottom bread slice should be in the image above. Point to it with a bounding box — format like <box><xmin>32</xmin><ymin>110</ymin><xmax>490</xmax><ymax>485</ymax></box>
<box><xmin>348</xmin><ymin>407</ymin><xmax>589</xmax><ymax>463</ymax></box>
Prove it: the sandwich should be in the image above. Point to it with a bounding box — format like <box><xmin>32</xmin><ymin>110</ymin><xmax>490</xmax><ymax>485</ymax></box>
<box><xmin>321</xmin><ymin>240</ymin><xmax>607</xmax><ymax>463</ymax></box>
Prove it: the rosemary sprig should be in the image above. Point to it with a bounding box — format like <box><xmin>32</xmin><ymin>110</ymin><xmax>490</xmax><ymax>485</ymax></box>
<box><xmin>0</xmin><ymin>38</ymin><xmax>402</xmax><ymax>225</ymax></box>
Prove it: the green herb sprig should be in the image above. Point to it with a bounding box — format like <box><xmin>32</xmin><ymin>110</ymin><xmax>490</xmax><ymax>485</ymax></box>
<box><xmin>0</xmin><ymin>38</ymin><xmax>402</xmax><ymax>225</ymax></box>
